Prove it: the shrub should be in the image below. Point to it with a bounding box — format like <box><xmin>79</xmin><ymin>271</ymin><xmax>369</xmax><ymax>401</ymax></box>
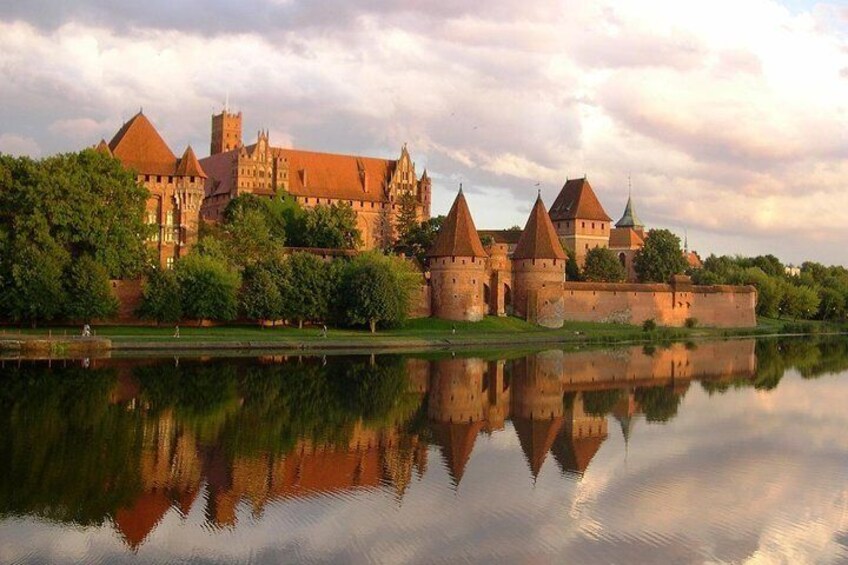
<box><xmin>684</xmin><ymin>317</ymin><xmax>698</xmax><ymax>329</ymax></box>
<box><xmin>175</xmin><ymin>254</ymin><xmax>241</xmax><ymax>323</ymax></box>
<box><xmin>642</xmin><ymin>318</ymin><xmax>657</xmax><ymax>332</ymax></box>
<box><xmin>137</xmin><ymin>267</ymin><xmax>182</xmax><ymax>324</ymax></box>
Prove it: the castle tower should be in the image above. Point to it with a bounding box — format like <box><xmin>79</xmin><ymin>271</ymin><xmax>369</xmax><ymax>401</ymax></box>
<box><xmin>511</xmin><ymin>194</ymin><xmax>567</xmax><ymax>328</ymax></box>
<box><xmin>174</xmin><ymin>146</ymin><xmax>207</xmax><ymax>258</ymax></box>
<box><xmin>549</xmin><ymin>178</ymin><xmax>612</xmax><ymax>267</ymax></box>
<box><xmin>427</xmin><ymin>188</ymin><xmax>489</xmax><ymax>321</ymax></box>
<box><xmin>210</xmin><ymin>110</ymin><xmax>242</xmax><ymax>155</ymax></box>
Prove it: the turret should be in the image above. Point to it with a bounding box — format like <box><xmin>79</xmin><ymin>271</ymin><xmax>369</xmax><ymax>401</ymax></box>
<box><xmin>511</xmin><ymin>194</ymin><xmax>567</xmax><ymax>328</ymax></box>
<box><xmin>210</xmin><ymin>109</ymin><xmax>242</xmax><ymax>155</ymax></box>
<box><xmin>426</xmin><ymin>187</ymin><xmax>488</xmax><ymax>321</ymax></box>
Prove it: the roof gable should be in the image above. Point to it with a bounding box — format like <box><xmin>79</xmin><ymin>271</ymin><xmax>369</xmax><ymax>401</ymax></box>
<box><xmin>108</xmin><ymin>112</ymin><xmax>178</xmax><ymax>176</ymax></box>
<box><xmin>427</xmin><ymin>190</ymin><xmax>488</xmax><ymax>258</ymax></box>
<box><xmin>549</xmin><ymin>178</ymin><xmax>611</xmax><ymax>222</ymax></box>
<box><xmin>513</xmin><ymin>195</ymin><xmax>567</xmax><ymax>260</ymax></box>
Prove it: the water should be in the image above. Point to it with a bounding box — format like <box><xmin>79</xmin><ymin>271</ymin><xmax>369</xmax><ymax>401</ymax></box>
<box><xmin>1</xmin><ymin>337</ymin><xmax>848</xmax><ymax>564</ymax></box>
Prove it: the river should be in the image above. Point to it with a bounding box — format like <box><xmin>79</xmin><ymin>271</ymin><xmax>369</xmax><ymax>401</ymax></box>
<box><xmin>1</xmin><ymin>337</ymin><xmax>847</xmax><ymax>563</ymax></box>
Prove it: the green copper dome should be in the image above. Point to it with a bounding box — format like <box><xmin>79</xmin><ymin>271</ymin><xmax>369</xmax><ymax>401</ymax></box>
<box><xmin>615</xmin><ymin>196</ymin><xmax>644</xmax><ymax>228</ymax></box>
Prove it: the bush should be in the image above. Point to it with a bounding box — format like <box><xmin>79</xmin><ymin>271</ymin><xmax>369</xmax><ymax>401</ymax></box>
<box><xmin>63</xmin><ymin>255</ymin><xmax>118</xmax><ymax>322</ymax></box>
<box><xmin>582</xmin><ymin>246</ymin><xmax>626</xmax><ymax>282</ymax></box>
<box><xmin>642</xmin><ymin>318</ymin><xmax>657</xmax><ymax>332</ymax></box>
<box><xmin>684</xmin><ymin>317</ymin><xmax>698</xmax><ymax>329</ymax></box>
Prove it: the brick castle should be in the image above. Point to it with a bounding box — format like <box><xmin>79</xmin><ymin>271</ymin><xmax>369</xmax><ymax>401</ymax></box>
<box><xmin>95</xmin><ymin>110</ymin><xmax>755</xmax><ymax>328</ymax></box>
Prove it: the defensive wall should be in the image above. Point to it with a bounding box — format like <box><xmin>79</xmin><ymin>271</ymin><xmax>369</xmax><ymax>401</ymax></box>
<box><xmin>554</xmin><ymin>276</ymin><xmax>757</xmax><ymax>328</ymax></box>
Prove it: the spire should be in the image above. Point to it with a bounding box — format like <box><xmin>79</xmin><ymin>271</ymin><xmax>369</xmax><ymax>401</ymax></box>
<box><xmin>684</xmin><ymin>229</ymin><xmax>689</xmax><ymax>254</ymax></box>
<box><xmin>427</xmin><ymin>188</ymin><xmax>487</xmax><ymax>258</ymax></box>
<box><xmin>512</xmin><ymin>194</ymin><xmax>567</xmax><ymax>260</ymax></box>
<box><xmin>615</xmin><ymin>194</ymin><xmax>644</xmax><ymax>229</ymax></box>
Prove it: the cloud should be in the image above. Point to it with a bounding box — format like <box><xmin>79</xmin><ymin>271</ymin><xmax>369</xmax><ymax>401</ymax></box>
<box><xmin>0</xmin><ymin>0</ymin><xmax>846</xmax><ymax>264</ymax></box>
<box><xmin>0</xmin><ymin>133</ymin><xmax>41</xmax><ymax>156</ymax></box>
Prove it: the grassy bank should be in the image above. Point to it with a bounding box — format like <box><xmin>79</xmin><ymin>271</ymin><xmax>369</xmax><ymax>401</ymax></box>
<box><xmin>3</xmin><ymin>316</ymin><xmax>845</xmax><ymax>353</ymax></box>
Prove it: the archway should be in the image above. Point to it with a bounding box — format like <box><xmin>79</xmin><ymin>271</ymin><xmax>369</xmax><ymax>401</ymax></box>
<box><xmin>503</xmin><ymin>283</ymin><xmax>513</xmax><ymax>315</ymax></box>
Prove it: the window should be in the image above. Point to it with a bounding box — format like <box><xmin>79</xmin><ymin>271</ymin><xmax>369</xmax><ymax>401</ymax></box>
<box><xmin>166</xmin><ymin>211</ymin><xmax>174</xmax><ymax>226</ymax></box>
<box><xmin>582</xmin><ymin>222</ymin><xmax>585</xmax><ymax>229</ymax></box>
<box><xmin>166</xmin><ymin>257</ymin><xmax>174</xmax><ymax>269</ymax></box>
<box><xmin>592</xmin><ymin>222</ymin><xmax>595</xmax><ymax>229</ymax></box>
<box><xmin>147</xmin><ymin>212</ymin><xmax>156</xmax><ymax>224</ymax></box>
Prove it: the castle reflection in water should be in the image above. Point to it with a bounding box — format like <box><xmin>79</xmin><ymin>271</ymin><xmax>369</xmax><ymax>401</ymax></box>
<box><xmin>3</xmin><ymin>337</ymin><xmax>843</xmax><ymax>551</ymax></box>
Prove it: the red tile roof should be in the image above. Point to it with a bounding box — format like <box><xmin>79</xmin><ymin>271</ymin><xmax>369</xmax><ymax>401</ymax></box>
<box><xmin>430</xmin><ymin>420</ymin><xmax>484</xmax><ymax>486</ymax></box>
<box><xmin>513</xmin><ymin>195</ymin><xmax>567</xmax><ymax>260</ymax></box>
<box><xmin>175</xmin><ymin>146</ymin><xmax>207</xmax><ymax>178</ymax></box>
<box><xmin>273</xmin><ymin>147</ymin><xmax>396</xmax><ymax>203</ymax></box>
<box><xmin>513</xmin><ymin>417</ymin><xmax>565</xmax><ymax>478</ymax></box>
<box><xmin>427</xmin><ymin>190</ymin><xmax>488</xmax><ymax>258</ymax></box>
<box><xmin>94</xmin><ymin>139</ymin><xmax>112</xmax><ymax>157</ymax></box>
<box><xmin>477</xmin><ymin>229</ymin><xmax>523</xmax><ymax>245</ymax></box>
<box><xmin>108</xmin><ymin>112</ymin><xmax>178</xmax><ymax>176</ymax></box>
<box><xmin>549</xmin><ymin>178</ymin><xmax>612</xmax><ymax>222</ymax></box>
<box><xmin>609</xmin><ymin>227</ymin><xmax>645</xmax><ymax>249</ymax></box>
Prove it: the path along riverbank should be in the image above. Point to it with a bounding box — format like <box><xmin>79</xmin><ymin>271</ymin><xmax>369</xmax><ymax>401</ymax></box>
<box><xmin>1</xmin><ymin>317</ymin><xmax>844</xmax><ymax>359</ymax></box>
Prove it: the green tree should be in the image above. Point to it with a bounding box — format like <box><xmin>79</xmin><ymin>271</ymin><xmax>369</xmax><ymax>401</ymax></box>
<box><xmin>582</xmin><ymin>247</ymin><xmax>626</xmax><ymax>282</ymax></box>
<box><xmin>0</xmin><ymin>151</ymin><xmax>149</xmax><ymax>278</ymax></box>
<box><xmin>223</xmin><ymin>207</ymin><xmax>282</xmax><ymax>268</ymax></box>
<box><xmin>137</xmin><ymin>267</ymin><xmax>182</xmax><ymax>324</ymax></box>
<box><xmin>779</xmin><ymin>282</ymin><xmax>820</xmax><ymax>320</ymax></box>
<box><xmin>818</xmin><ymin>287</ymin><xmax>847</xmax><ymax>320</ymax></box>
<box><xmin>63</xmin><ymin>255</ymin><xmax>118</xmax><ymax>322</ymax></box>
<box><xmin>2</xmin><ymin>231</ymin><xmax>68</xmax><ymax>326</ymax></box>
<box><xmin>240</xmin><ymin>265</ymin><xmax>283</xmax><ymax>326</ymax></box>
<box><xmin>742</xmin><ymin>267</ymin><xmax>783</xmax><ymax>317</ymax></box>
<box><xmin>175</xmin><ymin>254</ymin><xmax>241</xmax><ymax>323</ymax></box>
<box><xmin>565</xmin><ymin>247</ymin><xmax>581</xmax><ymax>281</ymax></box>
<box><xmin>395</xmin><ymin>191</ymin><xmax>420</xmax><ymax>243</ymax></box>
<box><xmin>633</xmin><ymin>229</ymin><xmax>688</xmax><ymax>283</ymax></box>
<box><xmin>299</xmin><ymin>203</ymin><xmax>361</xmax><ymax>249</ymax></box>
<box><xmin>279</xmin><ymin>252</ymin><xmax>337</xmax><ymax>328</ymax></box>
<box><xmin>394</xmin><ymin>215</ymin><xmax>444</xmax><ymax>265</ymax></box>
<box><xmin>337</xmin><ymin>252</ymin><xmax>419</xmax><ymax>332</ymax></box>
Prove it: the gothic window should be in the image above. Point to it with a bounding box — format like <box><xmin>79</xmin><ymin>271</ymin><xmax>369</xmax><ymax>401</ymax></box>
<box><xmin>166</xmin><ymin>211</ymin><xmax>174</xmax><ymax>226</ymax></box>
<box><xmin>166</xmin><ymin>257</ymin><xmax>175</xmax><ymax>269</ymax></box>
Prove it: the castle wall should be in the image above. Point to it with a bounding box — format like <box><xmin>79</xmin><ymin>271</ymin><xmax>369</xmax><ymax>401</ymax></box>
<box><xmin>428</xmin><ymin>357</ymin><xmax>487</xmax><ymax>423</ymax></box>
<box><xmin>560</xmin><ymin>281</ymin><xmax>757</xmax><ymax>328</ymax></box>
<box><xmin>428</xmin><ymin>256</ymin><xmax>488</xmax><ymax>321</ymax></box>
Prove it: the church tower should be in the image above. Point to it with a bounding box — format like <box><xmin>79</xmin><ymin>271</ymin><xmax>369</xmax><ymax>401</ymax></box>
<box><xmin>210</xmin><ymin>109</ymin><xmax>242</xmax><ymax>155</ymax></box>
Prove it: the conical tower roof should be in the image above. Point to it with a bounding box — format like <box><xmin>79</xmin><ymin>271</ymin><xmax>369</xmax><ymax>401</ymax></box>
<box><xmin>430</xmin><ymin>420</ymin><xmax>483</xmax><ymax>486</ymax></box>
<box><xmin>108</xmin><ymin>111</ymin><xmax>177</xmax><ymax>175</ymax></box>
<box><xmin>513</xmin><ymin>417</ymin><xmax>565</xmax><ymax>479</ymax></box>
<box><xmin>513</xmin><ymin>195</ymin><xmax>567</xmax><ymax>260</ymax></box>
<box><xmin>94</xmin><ymin>138</ymin><xmax>113</xmax><ymax>157</ymax></box>
<box><xmin>176</xmin><ymin>145</ymin><xmax>207</xmax><ymax>178</ymax></box>
<box><xmin>615</xmin><ymin>195</ymin><xmax>644</xmax><ymax>228</ymax></box>
<box><xmin>427</xmin><ymin>189</ymin><xmax>488</xmax><ymax>258</ymax></box>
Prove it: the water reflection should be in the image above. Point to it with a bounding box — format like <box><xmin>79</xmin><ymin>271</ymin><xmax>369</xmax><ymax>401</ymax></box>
<box><xmin>1</xmin><ymin>337</ymin><xmax>847</xmax><ymax>562</ymax></box>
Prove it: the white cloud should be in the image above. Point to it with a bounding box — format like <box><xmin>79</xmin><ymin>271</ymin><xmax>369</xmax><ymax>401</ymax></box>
<box><xmin>0</xmin><ymin>0</ymin><xmax>845</xmax><ymax>264</ymax></box>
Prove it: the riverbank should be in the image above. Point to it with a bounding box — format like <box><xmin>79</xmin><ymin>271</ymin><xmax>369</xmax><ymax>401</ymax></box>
<box><xmin>2</xmin><ymin>316</ymin><xmax>844</xmax><ymax>357</ymax></box>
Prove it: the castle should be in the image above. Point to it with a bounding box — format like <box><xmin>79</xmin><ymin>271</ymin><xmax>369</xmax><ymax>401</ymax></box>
<box><xmin>199</xmin><ymin>109</ymin><xmax>431</xmax><ymax>249</ymax></box>
<box><xmin>425</xmin><ymin>186</ymin><xmax>756</xmax><ymax>328</ymax></box>
<box><xmin>94</xmin><ymin>110</ymin><xmax>754</xmax><ymax>329</ymax></box>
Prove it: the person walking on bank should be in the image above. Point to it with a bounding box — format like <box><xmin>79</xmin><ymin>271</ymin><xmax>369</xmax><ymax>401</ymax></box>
<box><xmin>173</xmin><ymin>325</ymin><xmax>180</xmax><ymax>338</ymax></box>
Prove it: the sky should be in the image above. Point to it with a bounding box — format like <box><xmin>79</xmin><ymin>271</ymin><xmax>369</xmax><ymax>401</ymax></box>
<box><xmin>0</xmin><ymin>0</ymin><xmax>845</xmax><ymax>265</ymax></box>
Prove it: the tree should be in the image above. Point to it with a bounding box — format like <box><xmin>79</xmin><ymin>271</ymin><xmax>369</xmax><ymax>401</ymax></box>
<box><xmin>582</xmin><ymin>247</ymin><xmax>626</xmax><ymax>282</ymax></box>
<box><xmin>394</xmin><ymin>215</ymin><xmax>444</xmax><ymax>265</ymax></box>
<box><xmin>137</xmin><ymin>268</ymin><xmax>182</xmax><ymax>324</ymax></box>
<box><xmin>818</xmin><ymin>287</ymin><xmax>847</xmax><ymax>321</ymax></box>
<box><xmin>240</xmin><ymin>265</ymin><xmax>283</xmax><ymax>326</ymax></box>
<box><xmin>278</xmin><ymin>252</ymin><xmax>337</xmax><ymax>328</ymax></box>
<box><xmin>633</xmin><ymin>229</ymin><xmax>688</xmax><ymax>283</ymax></box>
<box><xmin>223</xmin><ymin>207</ymin><xmax>282</xmax><ymax>268</ymax></box>
<box><xmin>0</xmin><ymin>151</ymin><xmax>149</xmax><ymax>279</ymax></box>
<box><xmin>298</xmin><ymin>203</ymin><xmax>361</xmax><ymax>249</ymax></box>
<box><xmin>1</xmin><ymin>232</ymin><xmax>68</xmax><ymax>326</ymax></box>
<box><xmin>565</xmin><ymin>247</ymin><xmax>581</xmax><ymax>281</ymax></box>
<box><xmin>779</xmin><ymin>282</ymin><xmax>820</xmax><ymax>320</ymax></box>
<box><xmin>741</xmin><ymin>267</ymin><xmax>783</xmax><ymax>317</ymax></box>
<box><xmin>337</xmin><ymin>252</ymin><xmax>419</xmax><ymax>332</ymax></box>
<box><xmin>175</xmin><ymin>254</ymin><xmax>241</xmax><ymax>323</ymax></box>
<box><xmin>63</xmin><ymin>255</ymin><xmax>118</xmax><ymax>322</ymax></box>
<box><xmin>395</xmin><ymin>191</ymin><xmax>420</xmax><ymax>243</ymax></box>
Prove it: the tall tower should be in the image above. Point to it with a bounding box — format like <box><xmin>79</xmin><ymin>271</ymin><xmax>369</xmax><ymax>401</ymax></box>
<box><xmin>210</xmin><ymin>110</ymin><xmax>242</xmax><ymax>155</ymax></box>
<box><xmin>426</xmin><ymin>187</ymin><xmax>489</xmax><ymax>321</ymax></box>
<box><xmin>511</xmin><ymin>194</ymin><xmax>567</xmax><ymax>328</ymax></box>
<box><xmin>549</xmin><ymin>178</ymin><xmax>612</xmax><ymax>267</ymax></box>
